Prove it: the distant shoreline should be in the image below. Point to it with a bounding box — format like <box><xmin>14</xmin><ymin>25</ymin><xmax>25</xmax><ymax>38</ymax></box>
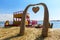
<box><xmin>0</xmin><ymin>20</ymin><xmax>60</xmax><ymax>22</ymax></box>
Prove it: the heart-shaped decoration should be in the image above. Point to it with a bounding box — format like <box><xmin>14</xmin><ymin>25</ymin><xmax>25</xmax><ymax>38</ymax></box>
<box><xmin>32</xmin><ymin>7</ymin><xmax>39</xmax><ymax>13</ymax></box>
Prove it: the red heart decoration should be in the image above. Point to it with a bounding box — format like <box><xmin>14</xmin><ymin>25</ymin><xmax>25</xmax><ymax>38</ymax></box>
<box><xmin>32</xmin><ymin>7</ymin><xmax>39</xmax><ymax>13</ymax></box>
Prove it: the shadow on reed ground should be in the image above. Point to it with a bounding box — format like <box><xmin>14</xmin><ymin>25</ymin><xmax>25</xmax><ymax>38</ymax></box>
<box><xmin>35</xmin><ymin>34</ymin><xmax>46</xmax><ymax>40</ymax></box>
<box><xmin>3</xmin><ymin>34</ymin><xmax>46</xmax><ymax>40</ymax></box>
<box><xmin>3</xmin><ymin>34</ymin><xmax>21</xmax><ymax>40</ymax></box>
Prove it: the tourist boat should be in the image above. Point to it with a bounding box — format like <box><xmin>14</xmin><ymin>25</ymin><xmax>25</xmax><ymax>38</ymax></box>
<box><xmin>4</xmin><ymin>11</ymin><xmax>39</xmax><ymax>28</ymax></box>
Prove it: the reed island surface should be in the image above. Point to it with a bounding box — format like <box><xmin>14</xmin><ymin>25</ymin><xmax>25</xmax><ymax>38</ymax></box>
<box><xmin>0</xmin><ymin>27</ymin><xmax>60</xmax><ymax>40</ymax></box>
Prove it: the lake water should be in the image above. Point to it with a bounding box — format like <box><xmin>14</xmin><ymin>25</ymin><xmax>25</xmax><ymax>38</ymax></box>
<box><xmin>38</xmin><ymin>21</ymin><xmax>60</xmax><ymax>28</ymax></box>
<box><xmin>0</xmin><ymin>21</ymin><xmax>60</xmax><ymax>28</ymax></box>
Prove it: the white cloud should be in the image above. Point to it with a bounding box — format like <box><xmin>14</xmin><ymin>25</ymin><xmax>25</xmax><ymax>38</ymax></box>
<box><xmin>0</xmin><ymin>14</ymin><xmax>13</xmax><ymax>21</ymax></box>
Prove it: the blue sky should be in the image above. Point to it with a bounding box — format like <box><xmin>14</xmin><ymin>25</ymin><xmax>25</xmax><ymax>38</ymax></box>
<box><xmin>0</xmin><ymin>0</ymin><xmax>60</xmax><ymax>21</ymax></box>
